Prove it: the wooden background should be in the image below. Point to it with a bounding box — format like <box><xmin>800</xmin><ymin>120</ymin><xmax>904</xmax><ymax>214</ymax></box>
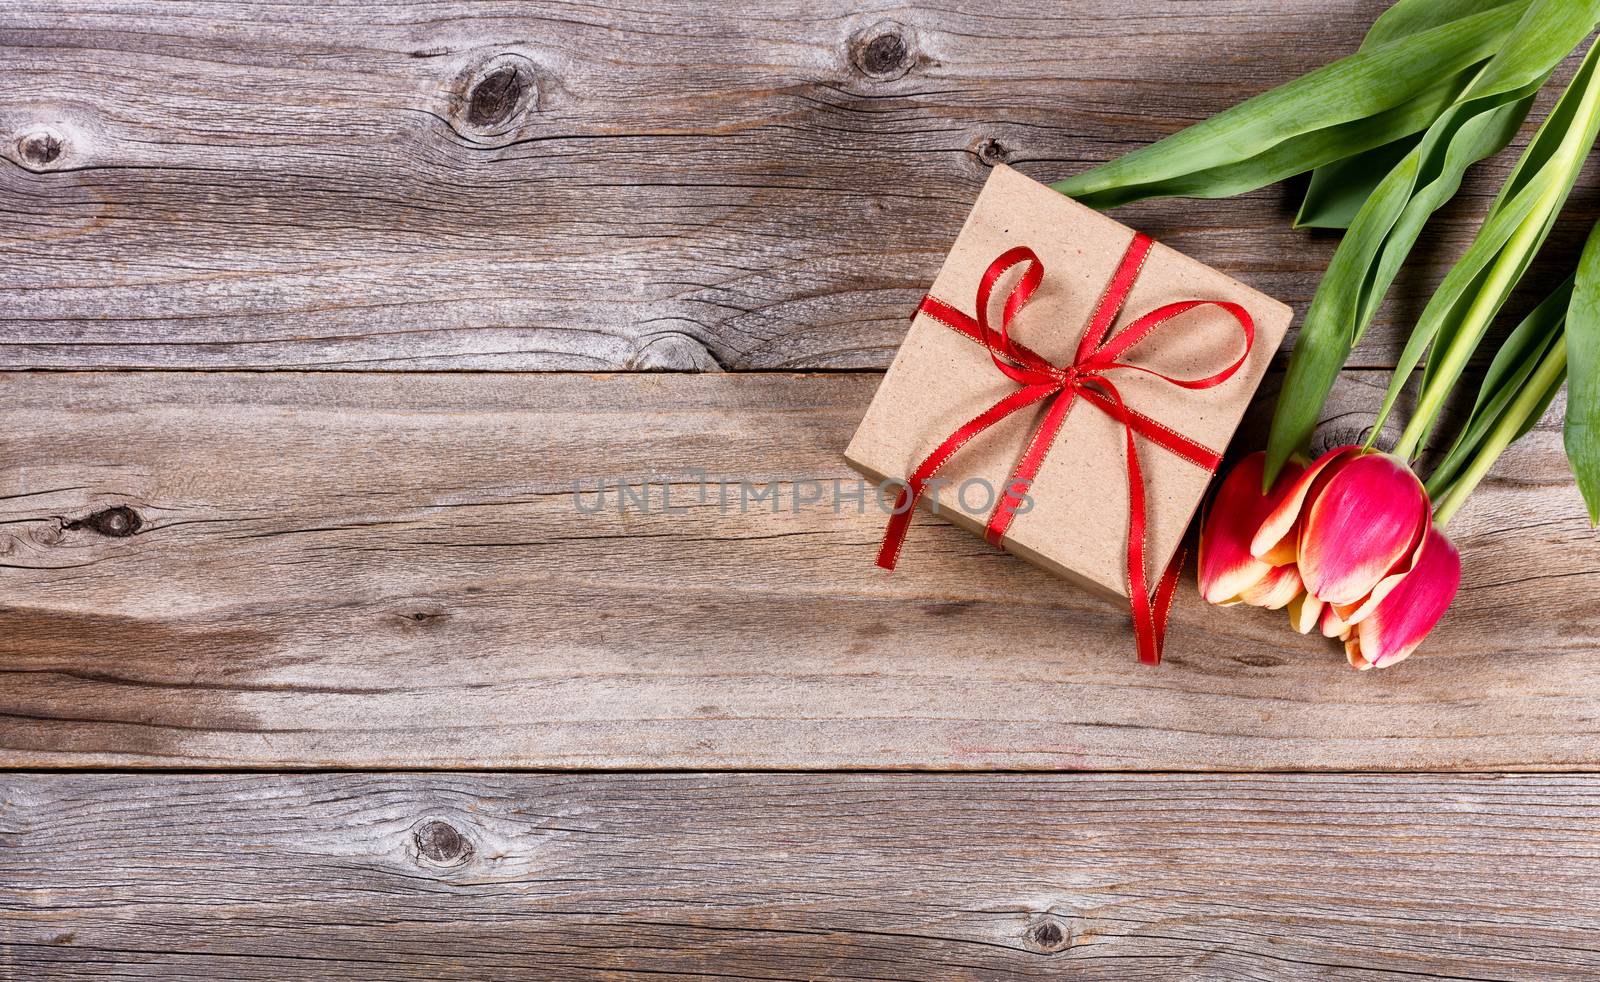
<box><xmin>3</xmin><ymin>1</ymin><xmax>1599</xmax><ymax>977</ymax></box>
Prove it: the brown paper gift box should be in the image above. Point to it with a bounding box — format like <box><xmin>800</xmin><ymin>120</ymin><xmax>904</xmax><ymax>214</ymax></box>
<box><xmin>844</xmin><ymin>164</ymin><xmax>1293</xmax><ymax>601</ymax></box>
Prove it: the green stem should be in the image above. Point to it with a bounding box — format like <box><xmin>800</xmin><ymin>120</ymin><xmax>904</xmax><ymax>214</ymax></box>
<box><xmin>1390</xmin><ymin>54</ymin><xmax>1600</xmax><ymax>461</ymax></box>
<box><xmin>1391</xmin><ymin>199</ymin><xmax>1558</xmax><ymax>460</ymax></box>
<box><xmin>1432</xmin><ymin>334</ymin><xmax>1568</xmax><ymax>527</ymax></box>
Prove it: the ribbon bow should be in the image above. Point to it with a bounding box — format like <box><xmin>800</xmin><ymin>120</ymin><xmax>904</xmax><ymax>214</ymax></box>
<box><xmin>876</xmin><ymin>233</ymin><xmax>1254</xmax><ymax>665</ymax></box>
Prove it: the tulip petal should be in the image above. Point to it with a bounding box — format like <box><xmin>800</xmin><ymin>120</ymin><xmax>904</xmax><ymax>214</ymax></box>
<box><xmin>1287</xmin><ymin>592</ymin><xmax>1323</xmax><ymax>634</ymax></box>
<box><xmin>1250</xmin><ymin>446</ymin><xmax>1361</xmax><ymax>562</ymax></box>
<box><xmin>1346</xmin><ymin>527</ymin><xmax>1461</xmax><ymax>671</ymax></box>
<box><xmin>1319</xmin><ymin>604</ymin><xmax>1349</xmax><ymax>639</ymax></box>
<box><xmin>1298</xmin><ymin>453</ymin><xmax>1428</xmax><ymax>605</ymax></box>
<box><xmin>1239</xmin><ymin>563</ymin><xmax>1302</xmax><ymax>610</ymax></box>
<box><xmin>1335</xmin><ymin>498</ymin><xmax>1432</xmax><ymax>627</ymax></box>
<box><xmin>1257</xmin><ymin>536</ymin><xmax>1299</xmax><ymax>568</ymax></box>
<box><xmin>1199</xmin><ymin>453</ymin><xmax>1304</xmax><ymax>605</ymax></box>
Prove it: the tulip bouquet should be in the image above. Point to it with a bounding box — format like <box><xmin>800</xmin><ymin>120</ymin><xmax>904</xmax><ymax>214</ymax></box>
<box><xmin>1055</xmin><ymin>0</ymin><xmax>1600</xmax><ymax>669</ymax></box>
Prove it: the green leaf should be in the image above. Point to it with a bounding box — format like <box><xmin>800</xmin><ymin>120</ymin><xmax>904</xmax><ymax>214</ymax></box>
<box><xmin>1566</xmin><ymin>220</ymin><xmax>1600</xmax><ymax>524</ymax></box>
<box><xmin>1266</xmin><ymin>82</ymin><xmax>1542</xmax><ymax>480</ymax></box>
<box><xmin>1297</xmin><ymin>0</ymin><xmax>1515</xmax><ymax>230</ymax></box>
<box><xmin>1373</xmin><ymin>35</ymin><xmax>1600</xmax><ymax>459</ymax></box>
<box><xmin>1295</xmin><ymin>132</ymin><xmax>1425</xmax><ymax>230</ymax></box>
<box><xmin>1362</xmin><ymin>0</ymin><xmax>1524</xmax><ymax>49</ymax></box>
<box><xmin>1264</xmin><ymin>0</ymin><xmax>1600</xmax><ymax>483</ymax></box>
<box><xmin>1051</xmin><ymin>2</ymin><xmax>1531</xmax><ymax>208</ymax></box>
<box><xmin>1349</xmin><ymin>91</ymin><xmax>1538</xmax><ymax>335</ymax></box>
<box><xmin>1124</xmin><ymin>71</ymin><xmax>1475</xmax><ymax>203</ymax></box>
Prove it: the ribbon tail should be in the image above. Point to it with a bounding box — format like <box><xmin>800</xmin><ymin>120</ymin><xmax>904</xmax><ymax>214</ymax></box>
<box><xmin>1151</xmin><ymin>546</ymin><xmax>1185</xmax><ymax>663</ymax></box>
<box><xmin>986</xmin><ymin>387</ymin><xmax>1078</xmax><ymax>546</ymax></box>
<box><xmin>1123</xmin><ymin>419</ymin><xmax>1158</xmax><ymax>666</ymax></box>
<box><xmin>876</xmin><ymin>491</ymin><xmax>918</xmax><ymax>571</ymax></box>
<box><xmin>877</xmin><ymin>383</ymin><xmax>1059</xmax><ymax>571</ymax></box>
<box><xmin>1094</xmin><ymin>379</ymin><xmax>1165</xmax><ymax>667</ymax></box>
<box><xmin>1123</xmin><ymin>429</ymin><xmax>1188</xmax><ymax>667</ymax></box>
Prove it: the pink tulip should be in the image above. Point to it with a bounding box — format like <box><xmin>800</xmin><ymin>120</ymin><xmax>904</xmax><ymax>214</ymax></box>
<box><xmin>1203</xmin><ymin>447</ymin><xmax>1459</xmax><ymax>674</ymax></box>
<box><xmin>1199</xmin><ymin>444</ymin><xmax>1458</xmax><ymax>671</ymax></box>
<box><xmin>1345</xmin><ymin>527</ymin><xmax>1461</xmax><ymax>671</ymax></box>
<box><xmin>1198</xmin><ymin>452</ymin><xmax>1306</xmax><ymax>605</ymax></box>
<box><xmin>1252</xmin><ymin>447</ymin><xmax>1430</xmax><ymax>607</ymax></box>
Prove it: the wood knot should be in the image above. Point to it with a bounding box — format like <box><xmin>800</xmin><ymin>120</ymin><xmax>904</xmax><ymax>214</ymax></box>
<box><xmin>976</xmin><ymin>138</ymin><xmax>1011</xmax><ymax>167</ymax></box>
<box><xmin>1313</xmin><ymin>425</ymin><xmax>1373</xmax><ymax>457</ymax></box>
<box><xmin>851</xmin><ymin>23</ymin><xmax>914</xmax><ymax>80</ymax></box>
<box><xmin>414</xmin><ymin>819</ymin><xmax>473</xmax><ymax>866</ymax></box>
<box><xmin>17</xmin><ymin>129</ymin><xmax>65</xmax><ymax>169</ymax></box>
<box><xmin>396</xmin><ymin>607</ymin><xmax>448</xmax><ymax>630</ymax></box>
<box><xmin>65</xmin><ymin>506</ymin><xmax>143</xmax><ymax>538</ymax></box>
<box><xmin>450</xmin><ymin>55</ymin><xmax>540</xmax><ymax>137</ymax></box>
<box><xmin>1024</xmin><ymin>916</ymin><xmax>1070</xmax><ymax>953</ymax></box>
<box><xmin>467</xmin><ymin>65</ymin><xmax>530</xmax><ymax>128</ymax></box>
<box><xmin>627</xmin><ymin>331</ymin><xmax>723</xmax><ymax>371</ymax></box>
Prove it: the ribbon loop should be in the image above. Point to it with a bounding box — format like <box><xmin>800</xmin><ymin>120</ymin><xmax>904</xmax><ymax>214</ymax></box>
<box><xmin>877</xmin><ymin>231</ymin><xmax>1254</xmax><ymax>666</ymax></box>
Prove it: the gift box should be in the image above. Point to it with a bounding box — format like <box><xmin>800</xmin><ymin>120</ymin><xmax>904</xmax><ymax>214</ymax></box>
<box><xmin>845</xmin><ymin>164</ymin><xmax>1292</xmax><ymax>663</ymax></box>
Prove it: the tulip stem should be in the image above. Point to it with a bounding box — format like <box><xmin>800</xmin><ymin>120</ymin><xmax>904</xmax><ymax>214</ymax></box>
<box><xmin>1433</xmin><ymin>333</ymin><xmax>1568</xmax><ymax>528</ymax></box>
<box><xmin>1390</xmin><ymin>46</ymin><xmax>1600</xmax><ymax>464</ymax></box>
<box><xmin>1391</xmin><ymin>195</ymin><xmax>1565</xmax><ymax>463</ymax></box>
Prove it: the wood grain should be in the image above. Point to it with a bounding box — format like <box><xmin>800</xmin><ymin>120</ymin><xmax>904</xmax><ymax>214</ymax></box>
<box><xmin>7</xmin><ymin>4</ymin><xmax>1598</xmax><ymax>975</ymax></box>
<box><xmin>1</xmin><ymin>370</ymin><xmax>1593</xmax><ymax>770</ymax></box>
<box><xmin>4</xmin><ymin>0</ymin><xmax>1594</xmax><ymax>371</ymax></box>
<box><xmin>3</xmin><ymin>772</ymin><xmax>1599</xmax><ymax>980</ymax></box>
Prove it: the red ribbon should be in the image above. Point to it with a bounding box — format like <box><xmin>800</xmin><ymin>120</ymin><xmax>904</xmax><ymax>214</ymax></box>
<box><xmin>876</xmin><ymin>233</ymin><xmax>1254</xmax><ymax>665</ymax></box>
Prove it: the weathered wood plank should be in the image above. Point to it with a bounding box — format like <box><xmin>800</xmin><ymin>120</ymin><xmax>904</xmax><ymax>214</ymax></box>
<box><xmin>3</xmin><ymin>772</ymin><xmax>1599</xmax><ymax>980</ymax></box>
<box><xmin>0</xmin><ymin>371</ymin><xmax>1593</xmax><ymax>770</ymax></box>
<box><xmin>3</xmin><ymin>0</ymin><xmax>1592</xmax><ymax>371</ymax></box>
